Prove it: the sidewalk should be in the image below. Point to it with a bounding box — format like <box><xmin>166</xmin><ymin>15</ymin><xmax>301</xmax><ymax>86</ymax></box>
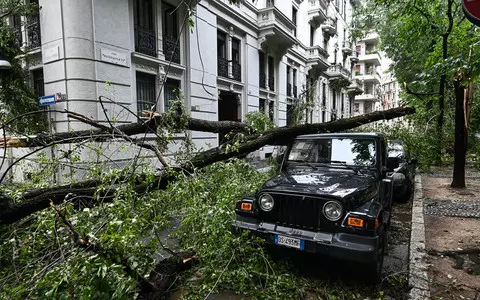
<box><xmin>410</xmin><ymin>169</ymin><xmax>480</xmax><ymax>300</ymax></box>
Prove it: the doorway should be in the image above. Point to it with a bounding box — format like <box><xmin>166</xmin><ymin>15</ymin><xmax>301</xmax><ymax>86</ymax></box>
<box><xmin>218</xmin><ymin>91</ymin><xmax>240</xmax><ymax>143</ymax></box>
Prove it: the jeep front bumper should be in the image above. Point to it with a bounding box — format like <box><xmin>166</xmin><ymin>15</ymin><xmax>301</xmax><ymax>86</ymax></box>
<box><xmin>231</xmin><ymin>216</ymin><xmax>380</xmax><ymax>263</ymax></box>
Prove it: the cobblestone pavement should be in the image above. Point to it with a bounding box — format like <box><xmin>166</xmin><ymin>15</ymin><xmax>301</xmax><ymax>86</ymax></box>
<box><xmin>424</xmin><ymin>199</ymin><xmax>480</xmax><ymax>218</ymax></box>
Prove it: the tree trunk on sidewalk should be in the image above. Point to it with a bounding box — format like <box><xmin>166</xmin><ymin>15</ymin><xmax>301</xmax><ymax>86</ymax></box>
<box><xmin>451</xmin><ymin>79</ymin><xmax>467</xmax><ymax>188</ymax></box>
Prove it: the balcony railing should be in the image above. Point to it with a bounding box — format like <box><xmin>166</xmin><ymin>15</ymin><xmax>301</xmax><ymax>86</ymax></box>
<box><xmin>342</xmin><ymin>41</ymin><xmax>352</xmax><ymax>54</ymax></box>
<box><xmin>268</xmin><ymin>76</ymin><xmax>275</xmax><ymax>91</ymax></box>
<box><xmin>218</xmin><ymin>57</ymin><xmax>228</xmax><ymax>78</ymax></box>
<box><xmin>287</xmin><ymin>83</ymin><xmax>292</xmax><ymax>96</ymax></box>
<box><xmin>232</xmin><ymin>61</ymin><xmax>241</xmax><ymax>81</ymax></box>
<box><xmin>135</xmin><ymin>25</ymin><xmax>157</xmax><ymax>57</ymax></box>
<box><xmin>259</xmin><ymin>73</ymin><xmax>266</xmax><ymax>89</ymax></box>
<box><xmin>26</xmin><ymin>17</ymin><xmax>41</xmax><ymax>49</ymax></box>
<box><xmin>13</xmin><ymin>28</ymin><xmax>22</xmax><ymax>47</ymax></box>
<box><xmin>162</xmin><ymin>35</ymin><xmax>180</xmax><ymax>64</ymax></box>
<box><xmin>293</xmin><ymin>85</ymin><xmax>297</xmax><ymax>98</ymax></box>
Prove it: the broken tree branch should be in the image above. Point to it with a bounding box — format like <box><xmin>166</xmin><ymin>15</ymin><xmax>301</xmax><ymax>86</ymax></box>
<box><xmin>0</xmin><ymin>106</ymin><xmax>415</xmax><ymax>225</ymax></box>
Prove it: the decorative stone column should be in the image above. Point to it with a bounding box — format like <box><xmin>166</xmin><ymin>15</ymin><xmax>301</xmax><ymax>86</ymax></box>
<box><xmin>227</xmin><ymin>26</ymin><xmax>234</xmax><ymax>79</ymax></box>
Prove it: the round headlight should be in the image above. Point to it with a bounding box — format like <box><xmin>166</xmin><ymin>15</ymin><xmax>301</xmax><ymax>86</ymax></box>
<box><xmin>259</xmin><ymin>194</ymin><xmax>274</xmax><ymax>211</ymax></box>
<box><xmin>323</xmin><ymin>201</ymin><xmax>343</xmax><ymax>221</ymax></box>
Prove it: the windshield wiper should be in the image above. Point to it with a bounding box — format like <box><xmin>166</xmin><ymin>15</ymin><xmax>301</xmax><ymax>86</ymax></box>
<box><xmin>318</xmin><ymin>160</ymin><xmax>360</xmax><ymax>173</ymax></box>
<box><xmin>288</xmin><ymin>160</ymin><xmax>318</xmax><ymax>169</ymax></box>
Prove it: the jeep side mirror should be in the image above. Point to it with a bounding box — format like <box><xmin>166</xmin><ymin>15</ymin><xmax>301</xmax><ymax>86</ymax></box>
<box><xmin>387</xmin><ymin>157</ymin><xmax>400</xmax><ymax>171</ymax></box>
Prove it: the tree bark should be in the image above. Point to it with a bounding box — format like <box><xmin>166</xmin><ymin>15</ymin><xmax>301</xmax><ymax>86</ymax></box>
<box><xmin>451</xmin><ymin>80</ymin><xmax>467</xmax><ymax>188</ymax></box>
<box><xmin>0</xmin><ymin>106</ymin><xmax>415</xmax><ymax>224</ymax></box>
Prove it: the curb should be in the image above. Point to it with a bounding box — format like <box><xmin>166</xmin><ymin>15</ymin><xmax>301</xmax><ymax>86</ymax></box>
<box><xmin>408</xmin><ymin>175</ymin><xmax>431</xmax><ymax>299</ymax></box>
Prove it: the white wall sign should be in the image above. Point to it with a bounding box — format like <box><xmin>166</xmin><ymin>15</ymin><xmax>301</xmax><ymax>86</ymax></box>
<box><xmin>101</xmin><ymin>48</ymin><xmax>128</xmax><ymax>66</ymax></box>
<box><xmin>44</xmin><ymin>46</ymin><xmax>59</xmax><ymax>63</ymax></box>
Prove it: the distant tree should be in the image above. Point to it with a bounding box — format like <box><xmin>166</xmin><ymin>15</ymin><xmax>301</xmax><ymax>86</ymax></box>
<box><xmin>354</xmin><ymin>0</ymin><xmax>480</xmax><ymax>188</ymax></box>
<box><xmin>0</xmin><ymin>0</ymin><xmax>46</xmax><ymax>134</ymax></box>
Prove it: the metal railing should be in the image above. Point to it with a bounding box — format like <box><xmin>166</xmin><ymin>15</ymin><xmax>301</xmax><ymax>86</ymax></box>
<box><xmin>135</xmin><ymin>25</ymin><xmax>157</xmax><ymax>57</ymax></box>
<box><xmin>232</xmin><ymin>61</ymin><xmax>241</xmax><ymax>81</ymax></box>
<box><xmin>162</xmin><ymin>35</ymin><xmax>180</xmax><ymax>64</ymax></box>
<box><xmin>218</xmin><ymin>57</ymin><xmax>228</xmax><ymax>78</ymax></box>
<box><xmin>26</xmin><ymin>17</ymin><xmax>41</xmax><ymax>49</ymax></box>
<box><xmin>293</xmin><ymin>85</ymin><xmax>298</xmax><ymax>98</ymax></box>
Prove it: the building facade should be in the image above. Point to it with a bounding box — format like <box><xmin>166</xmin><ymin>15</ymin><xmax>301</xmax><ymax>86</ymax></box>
<box><xmin>5</xmin><ymin>0</ymin><xmax>365</xmax><ymax>169</ymax></box>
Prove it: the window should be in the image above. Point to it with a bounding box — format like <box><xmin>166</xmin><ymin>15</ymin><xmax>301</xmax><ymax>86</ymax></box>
<box><xmin>268</xmin><ymin>101</ymin><xmax>274</xmax><ymax>121</ymax></box>
<box><xmin>134</xmin><ymin>0</ymin><xmax>156</xmax><ymax>56</ymax></box>
<box><xmin>332</xmin><ymin>89</ymin><xmax>336</xmax><ymax>110</ymax></box>
<box><xmin>259</xmin><ymin>51</ymin><xmax>266</xmax><ymax>88</ymax></box>
<box><xmin>13</xmin><ymin>15</ymin><xmax>22</xmax><ymax>46</ymax></box>
<box><xmin>217</xmin><ymin>31</ymin><xmax>228</xmax><ymax>78</ymax></box>
<box><xmin>163</xmin><ymin>2</ymin><xmax>179</xmax><ymax>63</ymax></box>
<box><xmin>354</xmin><ymin>103</ymin><xmax>360</xmax><ymax>113</ymax></box>
<box><xmin>292</xmin><ymin>7</ymin><xmax>297</xmax><ymax>37</ymax></box>
<box><xmin>355</xmin><ymin>64</ymin><xmax>360</xmax><ymax>75</ymax></box>
<box><xmin>164</xmin><ymin>78</ymin><xmax>180</xmax><ymax>112</ymax></box>
<box><xmin>266</xmin><ymin>0</ymin><xmax>274</xmax><ymax>7</ymax></box>
<box><xmin>268</xmin><ymin>56</ymin><xmax>275</xmax><ymax>91</ymax></box>
<box><xmin>259</xmin><ymin>98</ymin><xmax>266</xmax><ymax>114</ymax></box>
<box><xmin>136</xmin><ymin>72</ymin><xmax>156</xmax><ymax>116</ymax></box>
<box><xmin>323</xmin><ymin>36</ymin><xmax>328</xmax><ymax>50</ymax></box>
<box><xmin>232</xmin><ymin>37</ymin><xmax>241</xmax><ymax>81</ymax></box>
<box><xmin>287</xmin><ymin>104</ymin><xmax>293</xmax><ymax>126</ymax></box>
<box><xmin>286</xmin><ymin>66</ymin><xmax>291</xmax><ymax>97</ymax></box>
<box><xmin>322</xmin><ymin>83</ymin><xmax>326</xmax><ymax>107</ymax></box>
<box><xmin>310</xmin><ymin>25</ymin><xmax>315</xmax><ymax>47</ymax></box>
<box><xmin>32</xmin><ymin>68</ymin><xmax>44</xmax><ymax>97</ymax></box>
<box><xmin>292</xmin><ymin>68</ymin><xmax>297</xmax><ymax>97</ymax></box>
<box><xmin>334</xmin><ymin>49</ymin><xmax>338</xmax><ymax>64</ymax></box>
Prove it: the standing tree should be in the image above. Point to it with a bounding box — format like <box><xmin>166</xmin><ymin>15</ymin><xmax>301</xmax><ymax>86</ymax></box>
<box><xmin>353</xmin><ymin>0</ymin><xmax>480</xmax><ymax>187</ymax></box>
<box><xmin>0</xmin><ymin>0</ymin><xmax>46</xmax><ymax>134</ymax></box>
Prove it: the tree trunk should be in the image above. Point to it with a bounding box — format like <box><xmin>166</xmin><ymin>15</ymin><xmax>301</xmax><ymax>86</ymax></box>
<box><xmin>451</xmin><ymin>80</ymin><xmax>467</xmax><ymax>188</ymax></box>
<box><xmin>0</xmin><ymin>106</ymin><xmax>415</xmax><ymax>225</ymax></box>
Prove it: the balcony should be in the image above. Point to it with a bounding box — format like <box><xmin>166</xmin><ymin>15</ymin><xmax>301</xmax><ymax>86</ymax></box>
<box><xmin>355</xmin><ymin>85</ymin><xmax>381</xmax><ymax>102</ymax></box>
<box><xmin>307</xmin><ymin>45</ymin><xmax>329</xmax><ymax>73</ymax></box>
<box><xmin>326</xmin><ymin>64</ymin><xmax>351</xmax><ymax>88</ymax></box>
<box><xmin>321</xmin><ymin>17</ymin><xmax>336</xmax><ymax>37</ymax></box>
<box><xmin>26</xmin><ymin>16</ymin><xmax>41</xmax><ymax>49</ymax></box>
<box><xmin>356</xmin><ymin>68</ymin><xmax>381</xmax><ymax>83</ymax></box>
<box><xmin>346</xmin><ymin>78</ymin><xmax>364</xmax><ymax>95</ymax></box>
<box><xmin>232</xmin><ymin>61</ymin><xmax>241</xmax><ymax>81</ymax></box>
<box><xmin>350</xmin><ymin>51</ymin><xmax>359</xmax><ymax>63</ymax></box>
<box><xmin>135</xmin><ymin>25</ymin><xmax>157</xmax><ymax>57</ymax></box>
<box><xmin>326</xmin><ymin>64</ymin><xmax>350</xmax><ymax>79</ymax></box>
<box><xmin>308</xmin><ymin>0</ymin><xmax>328</xmax><ymax>27</ymax></box>
<box><xmin>259</xmin><ymin>73</ymin><xmax>267</xmax><ymax>89</ymax></box>
<box><xmin>342</xmin><ymin>41</ymin><xmax>352</xmax><ymax>55</ymax></box>
<box><xmin>355</xmin><ymin>93</ymin><xmax>378</xmax><ymax>102</ymax></box>
<box><xmin>162</xmin><ymin>35</ymin><xmax>180</xmax><ymax>64</ymax></box>
<box><xmin>287</xmin><ymin>83</ymin><xmax>292</xmax><ymax>97</ymax></box>
<box><xmin>358</xmin><ymin>51</ymin><xmax>381</xmax><ymax>66</ymax></box>
<box><xmin>218</xmin><ymin>57</ymin><xmax>228</xmax><ymax>78</ymax></box>
<box><xmin>258</xmin><ymin>7</ymin><xmax>297</xmax><ymax>53</ymax></box>
<box><xmin>268</xmin><ymin>76</ymin><xmax>275</xmax><ymax>91</ymax></box>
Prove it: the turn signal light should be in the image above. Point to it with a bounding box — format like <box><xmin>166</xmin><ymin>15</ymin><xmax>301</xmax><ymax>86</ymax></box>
<box><xmin>347</xmin><ymin>217</ymin><xmax>364</xmax><ymax>228</ymax></box>
<box><xmin>375</xmin><ymin>218</ymin><xmax>379</xmax><ymax>229</ymax></box>
<box><xmin>241</xmin><ymin>202</ymin><xmax>253</xmax><ymax>211</ymax></box>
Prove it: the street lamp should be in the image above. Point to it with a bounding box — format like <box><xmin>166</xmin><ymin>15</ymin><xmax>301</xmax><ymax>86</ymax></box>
<box><xmin>0</xmin><ymin>50</ymin><xmax>12</xmax><ymax>71</ymax></box>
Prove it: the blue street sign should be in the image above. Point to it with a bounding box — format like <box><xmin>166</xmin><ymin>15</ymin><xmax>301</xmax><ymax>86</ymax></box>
<box><xmin>38</xmin><ymin>94</ymin><xmax>56</xmax><ymax>106</ymax></box>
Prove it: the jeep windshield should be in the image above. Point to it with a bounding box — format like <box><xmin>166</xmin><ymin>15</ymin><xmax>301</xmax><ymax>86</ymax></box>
<box><xmin>287</xmin><ymin>138</ymin><xmax>376</xmax><ymax>168</ymax></box>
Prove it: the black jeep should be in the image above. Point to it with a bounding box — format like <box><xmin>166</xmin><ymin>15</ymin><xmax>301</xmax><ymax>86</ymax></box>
<box><xmin>232</xmin><ymin>133</ymin><xmax>398</xmax><ymax>281</ymax></box>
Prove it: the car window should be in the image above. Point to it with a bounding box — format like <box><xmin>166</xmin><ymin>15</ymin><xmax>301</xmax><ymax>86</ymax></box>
<box><xmin>288</xmin><ymin>138</ymin><xmax>376</xmax><ymax>166</ymax></box>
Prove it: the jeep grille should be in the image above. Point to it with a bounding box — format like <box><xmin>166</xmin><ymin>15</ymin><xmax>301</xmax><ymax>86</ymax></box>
<box><xmin>275</xmin><ymin>194</ymin><xmax>323</xmax><ymax>230</ymax></box>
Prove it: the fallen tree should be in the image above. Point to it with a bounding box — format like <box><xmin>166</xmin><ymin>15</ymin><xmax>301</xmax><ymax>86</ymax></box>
<box><xmin>0</xmin><ymin>106</ymin><xmax>414</xmax><ymax>225</ymax></box>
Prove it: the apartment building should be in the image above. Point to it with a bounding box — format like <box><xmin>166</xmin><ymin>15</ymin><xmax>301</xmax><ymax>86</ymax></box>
<box><xmin>4</xmin><ymin>0</ymin><xmax>363</xmax><ymax>176</ymax></box>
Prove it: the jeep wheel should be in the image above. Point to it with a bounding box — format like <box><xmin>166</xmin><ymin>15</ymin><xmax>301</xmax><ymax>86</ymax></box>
<box><xmin>365</xmin><ymin>231</ymin><xmax>386</xmax><ymax>283</ymax></box>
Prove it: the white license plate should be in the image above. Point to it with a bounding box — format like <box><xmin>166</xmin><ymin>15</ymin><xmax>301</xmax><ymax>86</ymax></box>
<box><xmin>274</xmin><ymin>234</ymin><xmax>305</xmax><ymax>250</ymax></box>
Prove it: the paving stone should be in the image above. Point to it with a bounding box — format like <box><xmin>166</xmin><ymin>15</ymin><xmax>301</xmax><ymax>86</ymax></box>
<box><xmin>424</xmin><ymin>199</ymin><xmax>480</xmax><ymax>218</ymax></box>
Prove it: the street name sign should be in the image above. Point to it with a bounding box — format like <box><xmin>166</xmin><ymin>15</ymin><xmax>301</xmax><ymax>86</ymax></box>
<box><xmin>38</xmin><ymin>93</ymin><xmax>64</xmax><ymax>106</ymax></box>
<box><xmin>463</xmin><ymin>0</ymin><xmax>480</xmax><ymax>26</ymax></box>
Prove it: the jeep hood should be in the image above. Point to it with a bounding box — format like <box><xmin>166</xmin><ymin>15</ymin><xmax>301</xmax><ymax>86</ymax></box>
<box><xmin>260</xmin><ymin>168</ymin><xmax>378</xmax><ymax>204</ymax></box>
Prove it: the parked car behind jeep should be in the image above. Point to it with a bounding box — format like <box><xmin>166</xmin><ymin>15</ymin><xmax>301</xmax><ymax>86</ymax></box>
<box><xmin>388</xmin><ymin>140</ymin><xmax>417</xmax><ymax>202</ymax></box>
<box><xmin>232</xmin><ymin>133</ymin><xmax>398</xmax><ymax>281</ymax></box>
